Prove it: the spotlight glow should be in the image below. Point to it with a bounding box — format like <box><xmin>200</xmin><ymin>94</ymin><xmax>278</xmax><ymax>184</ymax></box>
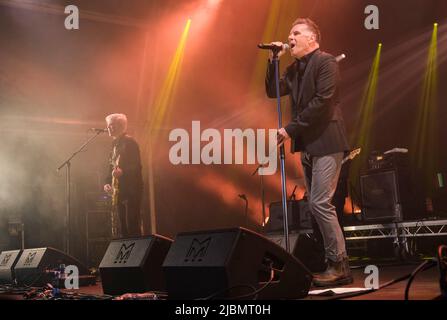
<box><xmin>349</xmin><ymin>43</ymin><xmax>382</xmax><ymax>186</ymax></box>
<box><xmin>412</xmin><ymin>22</ymin><xmax>438</xmax><ymax>192</ymax></box>
<box><xmin>352</xmin><ymin>42</ymin><xmax>382</xmax><ymax>151</ymax></box>
<box><xmin>208</xmin><ymin>0</ymin><xmax>222</xmax><ymax>6</ymax></box>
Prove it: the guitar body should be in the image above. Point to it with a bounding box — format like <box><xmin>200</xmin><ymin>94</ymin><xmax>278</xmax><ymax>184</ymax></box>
<box><xmin>111</xmin><ymin>155</ymin><xmax>120</xmax><ymax>207</ymax></box>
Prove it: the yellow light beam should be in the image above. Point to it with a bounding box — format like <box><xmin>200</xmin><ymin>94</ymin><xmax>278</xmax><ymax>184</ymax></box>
<box><xmin>412</xmin><ymin>23</ymin><xmax>438</xmax><ymax>192</ymax></box>
<box><xmin>143</xmin><ymin>19</ymin><xmax>191</xmax><ymax>234</ymax></box>
<box><xmin>353</xmin><ymin>42</ymin><xmax>382</xmax><ymax>153</ymax></box>
<box><xmin>149</xmin><ymin>18</ymin><xmax>191</xmax><ymax>132</ymax></box>
<box><xmin>349</xmin><ymin>43</ymin><xmax>382</xmax><ymax>189</ymax></box>
<box><xmin>249</xmin><ymin>0</ymin><xmax>300</xmax><ymax>94</ymax></box>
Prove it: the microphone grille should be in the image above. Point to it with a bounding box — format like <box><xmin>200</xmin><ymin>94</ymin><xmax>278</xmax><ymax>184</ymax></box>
<box><xmin>283</xmin><ymin>43</ymin><xmax>290</xmax><ymax>50</ymax></box>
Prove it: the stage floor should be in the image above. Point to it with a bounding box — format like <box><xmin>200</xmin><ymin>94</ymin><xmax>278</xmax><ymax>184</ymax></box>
<box><xmin>306</xmin><ymin>263</ymin><xmax>441</xmax><ymax>300</ymax></box>
<box><xmin>1</xmin><ymin>262</ymin><xmax>441</xmax><ymax>300</ymax></box>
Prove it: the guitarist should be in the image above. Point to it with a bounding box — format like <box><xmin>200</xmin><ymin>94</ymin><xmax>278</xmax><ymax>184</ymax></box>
<box><xmin>103</xmin><ymin>113</ymin><xmax>143</xmax><ymax>238</ymax></box>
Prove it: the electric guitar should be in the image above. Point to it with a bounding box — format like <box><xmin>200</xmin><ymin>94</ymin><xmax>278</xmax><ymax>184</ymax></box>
<box><xmin>111</xmin><ymin>154</ymin><xmax>120</xmax><ymax>207</ymax></box>
<box><xmin>341</xmin><ymin>148</ymin><xmax>361</xmax><ymax>165</ymax></box>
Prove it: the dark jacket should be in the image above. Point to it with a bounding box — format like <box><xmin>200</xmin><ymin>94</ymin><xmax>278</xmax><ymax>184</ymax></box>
<box><xmin>107</xmin><ymin>134</ymin><xmax>143</xmax><ymax>200</ymax></box>
<box><xmin>265</xmin><ymin>49</ymin><xmax>350</xmax><ymax>156</ymax></box>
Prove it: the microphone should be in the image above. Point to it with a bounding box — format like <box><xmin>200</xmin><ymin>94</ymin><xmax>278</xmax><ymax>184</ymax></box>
<box><xmin>257</xmin><ymin>43</ymin><xmax>290</xmax><ymax>51</ymax></box>
<box><xmin>335</xmin><ymin>53</ymin><xmax>346</xmax><ymax>62</ymax></box>
<box><xmin>90</xmin><ymin>128</ymin><xmax>108</xmax><ymax>133</ymax></box>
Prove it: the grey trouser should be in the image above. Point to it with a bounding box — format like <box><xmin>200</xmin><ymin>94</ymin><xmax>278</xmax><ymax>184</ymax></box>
<box><xmin>301</xmin><ymin>151</ymin><xmax>347</xmax><ymax>262</ymax></box>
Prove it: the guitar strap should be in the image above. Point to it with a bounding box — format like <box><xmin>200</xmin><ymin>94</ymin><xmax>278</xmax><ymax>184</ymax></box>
<box><xmin>112</xmin><ymin>145</ymin><xmax>118</xmax><ymax>163</ymax></box>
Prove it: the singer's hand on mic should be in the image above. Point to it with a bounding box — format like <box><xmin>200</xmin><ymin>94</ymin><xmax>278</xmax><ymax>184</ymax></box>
<box><xmin>277</xmin><ymin>128</ymin><xmax>290</xmax><ymax>146</ymax></box>
<box><xmin>269</xmin><ymin>42</ymin><xmax>287</xmax><ymax>60</ymax></box>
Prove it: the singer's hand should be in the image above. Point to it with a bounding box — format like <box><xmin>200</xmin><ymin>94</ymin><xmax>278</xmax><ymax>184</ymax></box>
<box><xmin>269</xmin><ymin>42</ymin><xmax>287</xmax><ymax>60</ymax></box>
<box><xmin>277</xmin><ymin>128</ymin><xmax>290</xmax><ymax>147</ymax></box>
<box><xmin>112</xmin><ymin>167</ymin><xmax>123</xmax><ymax>178</ymax></box>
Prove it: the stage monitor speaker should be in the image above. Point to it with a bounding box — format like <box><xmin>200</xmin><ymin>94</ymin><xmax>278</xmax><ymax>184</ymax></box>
<box><xmin>14</xmin><ymin>247</ymin><xmax>90</xmax><ymax>286</ymax></box>
<box><xmin>265</xmin><ymin>232</ymin><xmax>326</xmax><ymax>273</ymax></box>
<box><xmin>99</xmin><ymin>235</ymin><xmax>173</xmax><ymax>295</ymax></box>
<box><xmin>162</xmin><ymin>227</ymin><xmax>312</xmax><ymax>299</ymax></box>
<box><xmin>360</xmin><ymin>169</ymin><xmax>423</xmax><ymax>222</ymax></box>
<box><xmin>266</xmin><ymin>200</ymin><xmax>312</xmax><ymax>232</ymax></box>
<box><xmin>0</xmin><ymin>250</ymin><xmax>22</xmax><ymax>284</ymax></box>
<box><xmin>264</xmin><ymin>233</ymin><xmax>300</xmax><ymax>253</ymax></box>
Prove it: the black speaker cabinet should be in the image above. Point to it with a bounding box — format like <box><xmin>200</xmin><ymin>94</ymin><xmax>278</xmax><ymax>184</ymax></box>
<box><xmin>265</xmin><ymin>232</ymin><xmax>326</xmax><ymax>273</ymax></box>
<box><xmin>99</xmin><ymin>235</ymin><xmax>173</xmax><ymax>295</ymax></box>
<box><xmin>162</xmin><ymin>227</ymin><xmax>312</xmax><ymax>299</ymax></box>
<box><xmin>264</xmin><ymin>233</ymin><xmax>300</xmax><ymax>253</ymax></box>
<box><xmin>14</xmin><ymin>247</ymin><xmax>90</xmax><ymax>286</ymax></box>
<box><xmin>266</xmin><ymin>200</ymin><xmax>312</xmax><ymax>232</ymax></box>
<box><xmin>360</xmin><ymin>169</ymin><xmax>424</xmax><ymax>222</ymax></box>
<box><xmin>0</xmin><ymin>250</ymin><xmax>21</xmax><ymax>284</ymax></box>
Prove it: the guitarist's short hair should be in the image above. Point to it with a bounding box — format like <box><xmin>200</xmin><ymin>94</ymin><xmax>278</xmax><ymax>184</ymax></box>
<box><xmin>106</xmin><ymin>113</ymin><xmax>128</xmax><ymax>132</ymax></box>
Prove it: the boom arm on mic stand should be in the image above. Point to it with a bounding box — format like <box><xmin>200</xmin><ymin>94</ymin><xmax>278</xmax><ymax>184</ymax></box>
<box><xmin>252</xmin><ymin>163</ymin><xmax>267</xmax><ymax>226</ymax></box>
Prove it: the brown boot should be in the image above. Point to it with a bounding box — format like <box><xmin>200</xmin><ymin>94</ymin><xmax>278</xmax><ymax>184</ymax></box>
<box><xmin>312</xmin><ymin>257</ymin><xmax>353</xmax><ymax>287</ymax></box>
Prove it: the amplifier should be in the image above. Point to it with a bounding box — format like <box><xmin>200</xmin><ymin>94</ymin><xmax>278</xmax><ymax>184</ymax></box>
<box><xmin>265</xmin><ymin>200</ymin><xmax>312</xmax><ymax>232</ymax></box>
<box><xmin>360</xmin><ymin>169</ymin><xmax>424</xmax><ymax>222</ymax></box>
<box><xmin>367</xmin><ymin>151</ymin><xmax>409</xmax><ymax>172</ymax></box>
<box><xmin>86</xmin><ymin>192</ymin><xmax>111</xmax><ymax>211</ymax></box>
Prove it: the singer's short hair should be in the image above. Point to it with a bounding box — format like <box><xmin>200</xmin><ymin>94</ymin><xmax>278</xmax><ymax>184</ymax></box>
<box><xmin>105</xmin><ymin>113</ymin><xmax>128</xmax><ymax>131</ymax></box>
<box><xmin>292</xmin><ymin>18</ymin><xmax>321</xmax><ymax>44</ymax></box>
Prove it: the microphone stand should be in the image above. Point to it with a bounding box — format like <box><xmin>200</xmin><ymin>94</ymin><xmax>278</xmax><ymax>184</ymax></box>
<box><xmin>289</xmin><ymin>185</ymin><xmax>297</xmax><ymax>201</ymax></box>
<box><xmin>56</xmin><ymin>130</ymin><xmax>104</xmax><ymax>255</ymax></box>
<box><xmin>238</xmin><ymin>194</ymin><xmax>249</xmax><ymax>228</ymax></box>
<box><xmin>252</xmin><ymin>164</ymin><xmax>266</xmax><ymax>227</ymax></box>
<box><xmin>272</xmin><ymin>51</ymin><xmax>290</xmax><ymax>253</ymax></box>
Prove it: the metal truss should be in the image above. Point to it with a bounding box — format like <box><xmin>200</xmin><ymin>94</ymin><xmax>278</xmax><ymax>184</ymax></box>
<box><xmin>343</xmin><ymin>219</ymin><xmax>447</xmax><ymax>241</ymax></box>
<box><xmin>291</xmin><ymin>219</ymin><xmax>447</xmax><ymax>259</ymax></box>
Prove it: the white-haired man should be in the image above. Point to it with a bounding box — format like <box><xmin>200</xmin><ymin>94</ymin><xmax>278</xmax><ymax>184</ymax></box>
<box><xmin>103</xmin><ymin>113</ymin><xmax>143</xmax><ymax>237</ymax></box>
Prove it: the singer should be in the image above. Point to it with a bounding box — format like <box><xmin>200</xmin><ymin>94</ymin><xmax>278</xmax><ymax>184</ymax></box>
<box><xmin>103</xmin><ymin>113</ymin><xmax>143</xmax><ymax>237</ymax></box>
<box><xmin>265</xmin><ymin>18</ymin><xmax>352</xmax><ymax>287</ymax></box>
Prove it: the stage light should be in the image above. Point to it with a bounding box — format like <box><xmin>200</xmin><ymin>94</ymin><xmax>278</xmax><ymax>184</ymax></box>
<box><xmin>248</xmin><ymin>0</ymin><xmax>300</xmax><ymax>93</ymax></box>
<box><xmin>412</xmin><ymin>23</ymin><xmax>438</xmax><ymax>192</ymax></box>
<box><xmin>349</xmin><ymin>43</ymin><xmax>382</xmax><ymax>184</ymax></box>
<box><xmin>148</xmin><ymin>18</ymin><xmax>191</xmax><ymax>132</ymax></box>
<box><xmin>142</xmin><ymin>18</ymin><xmax>192</xmax><ymax>233</ymax></box>
<box><xmin>352</xmin><ymin>42</ymin><xmax>382</xmax><ymax>151</ymax></box>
